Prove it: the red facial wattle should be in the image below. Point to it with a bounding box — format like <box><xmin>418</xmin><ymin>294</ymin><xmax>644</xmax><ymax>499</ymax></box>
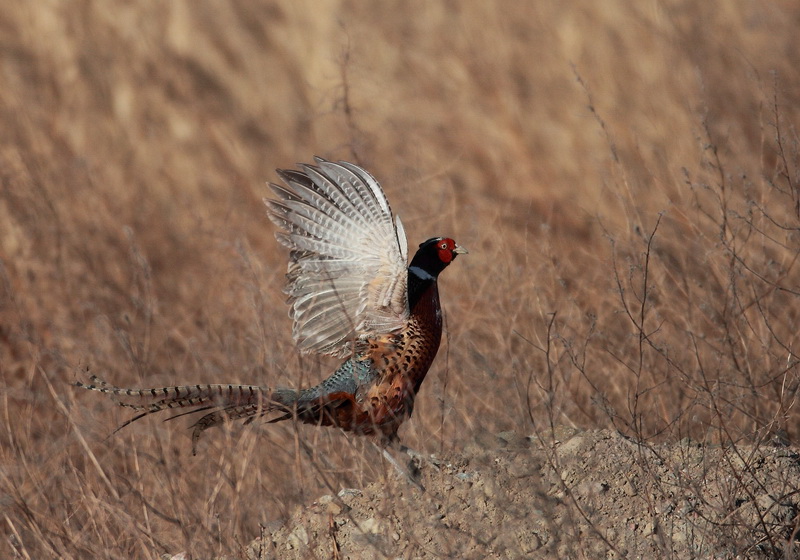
<box><xmin>437</xmin><ymin>238</ymin><xmax>456</xmax><ymax>263</ymax></box>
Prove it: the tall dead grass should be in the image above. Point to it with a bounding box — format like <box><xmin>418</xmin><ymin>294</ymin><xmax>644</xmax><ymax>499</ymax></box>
<box><xmin>1</xmin><ymin>1</ymin><xmax>798</xmax><ymax>558</ymax></box>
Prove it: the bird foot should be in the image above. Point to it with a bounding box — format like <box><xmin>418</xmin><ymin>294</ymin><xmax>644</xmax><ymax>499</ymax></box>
<box><xmin>399</xmin><ymin>444</ymin><xmax>444</xmax><ymax>470</ymax></box>
<box><xmin>380</xmin><ymin>447</ymin><xmax>426</xmax><ymax>492</ymax></box>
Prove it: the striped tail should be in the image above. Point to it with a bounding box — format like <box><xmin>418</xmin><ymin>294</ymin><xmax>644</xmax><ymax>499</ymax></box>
<box><xmin>75</xmin><ymin>374</ymin><xmax>299</xmax><ymax>454</ymax></box>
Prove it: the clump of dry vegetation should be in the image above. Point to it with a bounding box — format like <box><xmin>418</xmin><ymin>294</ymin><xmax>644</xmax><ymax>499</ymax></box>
<box><xmin>1</xmin><ymin>1</ymin><xmax>798</xmax><ymax>558</ymax></box>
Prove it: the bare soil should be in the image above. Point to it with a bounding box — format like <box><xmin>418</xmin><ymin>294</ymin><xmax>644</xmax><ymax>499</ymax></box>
<box><xmin>247</xmin><ymin>429</ymin><xmax>800</xmax><ymax>559</ymax></box>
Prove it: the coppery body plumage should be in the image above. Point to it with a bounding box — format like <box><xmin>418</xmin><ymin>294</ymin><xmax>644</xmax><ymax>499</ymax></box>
<box><xmin>77</xmin><ymin>157</ymin><xmax>465</xmax><ymax>452</ymax></box>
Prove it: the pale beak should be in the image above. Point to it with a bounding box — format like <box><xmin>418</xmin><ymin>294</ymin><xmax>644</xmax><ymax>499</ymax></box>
<box><xmin>453</xmin><ymin>245</ymin><xmax>468</xmax><ymax>255</ymax></box>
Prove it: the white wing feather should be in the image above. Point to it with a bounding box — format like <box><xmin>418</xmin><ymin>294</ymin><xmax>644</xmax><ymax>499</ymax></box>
<box><xmin>265</xmin><ymin>157</ymin><xmax>410</xmax><ymax>357</ymax></box>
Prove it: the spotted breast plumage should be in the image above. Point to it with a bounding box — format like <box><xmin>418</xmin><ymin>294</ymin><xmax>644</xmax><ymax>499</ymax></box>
<box><xmin>76</xmin><ymin>157</ymin><xmax>466</xmax><ymax>453</ymax></box>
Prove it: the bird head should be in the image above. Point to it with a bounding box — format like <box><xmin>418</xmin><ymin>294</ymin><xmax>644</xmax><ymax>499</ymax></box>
<box><xmin>409</xmin><ymin>237</ymin><xmax>467</xmax><ymax>278</ymax></box>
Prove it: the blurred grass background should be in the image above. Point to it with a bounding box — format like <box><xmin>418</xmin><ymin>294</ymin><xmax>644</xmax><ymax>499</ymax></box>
<box><xmin>1</xmin><ymin>1</ymin><xmax>799</xmax><ymax>557</ymax></box>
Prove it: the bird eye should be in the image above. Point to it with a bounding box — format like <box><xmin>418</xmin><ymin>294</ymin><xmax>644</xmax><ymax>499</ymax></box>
<box><xmin>440</xmin><ymin>242</ymin><xmax>448</xmax><ymax>250</ymax></box>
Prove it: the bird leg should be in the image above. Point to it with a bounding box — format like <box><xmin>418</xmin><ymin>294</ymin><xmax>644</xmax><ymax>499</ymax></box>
<box><xmin>377</xmin><ymin>443</ymin><xmax>426</xmax><ymax>492</ymax></box>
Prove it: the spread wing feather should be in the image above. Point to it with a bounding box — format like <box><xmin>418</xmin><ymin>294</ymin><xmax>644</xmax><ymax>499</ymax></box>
<box><xmin>265</xmin><ymin>157</ymin><xmax>409</xmax><ymax>357</ymax></box>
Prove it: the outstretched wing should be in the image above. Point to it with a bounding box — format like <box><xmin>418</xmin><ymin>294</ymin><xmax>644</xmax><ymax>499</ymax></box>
<box><xmin>265</xmin><ymin>157</ymin><xmax>409</xmax><ymax>358</ymax></box>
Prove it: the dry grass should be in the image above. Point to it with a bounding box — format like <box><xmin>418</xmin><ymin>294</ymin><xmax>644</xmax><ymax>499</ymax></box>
<box><xmin>1</xmin><ymin>1</ymin><xmax>799</xmax><ymax>558</ymax></box>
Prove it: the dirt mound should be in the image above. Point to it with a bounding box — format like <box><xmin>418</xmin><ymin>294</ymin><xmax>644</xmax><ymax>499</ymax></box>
<box><xmin>246</xmin><ymin>430</ymin><xmax>800</xmax><ymax>559</ymax></box>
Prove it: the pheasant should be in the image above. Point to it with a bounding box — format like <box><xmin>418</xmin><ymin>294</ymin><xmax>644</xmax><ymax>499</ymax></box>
<box><xmin>76</xmin><ymin>157</ymin><xmax>466</xmax><ymax>456</ymax></box>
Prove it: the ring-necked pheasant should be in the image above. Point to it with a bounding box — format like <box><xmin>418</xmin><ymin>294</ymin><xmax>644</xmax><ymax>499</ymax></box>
<box><xmin>76</xmin><ymin>157</ymin><xmax>466</xmax><ymax>455</ymax></box>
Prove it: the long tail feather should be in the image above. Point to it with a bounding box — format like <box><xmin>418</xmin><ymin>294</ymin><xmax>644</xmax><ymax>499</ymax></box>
<box><xmin>75</xmin><ymin>374</ymin><xmax>299</xmax><ymax>453</ymax></box>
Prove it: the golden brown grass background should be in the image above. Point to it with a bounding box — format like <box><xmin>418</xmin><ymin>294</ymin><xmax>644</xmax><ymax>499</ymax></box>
<box><xmin>2</xmin><ymin>1</ymin><xmax>799</xmax><ymax>558</ymax></box>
